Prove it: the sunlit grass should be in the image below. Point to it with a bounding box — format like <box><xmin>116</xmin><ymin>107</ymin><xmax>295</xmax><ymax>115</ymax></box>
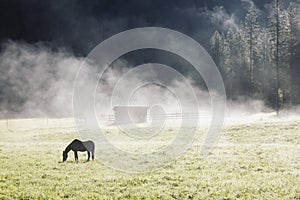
<box><xmin>0</xmin><ymin>118</ymin><xmax>299</xmax><ymax>199</ymax></box>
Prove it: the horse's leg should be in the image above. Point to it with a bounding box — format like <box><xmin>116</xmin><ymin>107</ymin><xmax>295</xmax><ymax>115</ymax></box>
<box><xmin>87</xmin><ymin>151</ymin><xmax>90</xmax><ymax>161</ymax></box>
<box><xmin>74</xmin><ymin>151</ymin><xmax>78</xmax><ymax>162</ymax></box>
<box><xmin>92</xmin><ymin>150</ymin><xmax>94</xmax><ymax>160</ymax></box>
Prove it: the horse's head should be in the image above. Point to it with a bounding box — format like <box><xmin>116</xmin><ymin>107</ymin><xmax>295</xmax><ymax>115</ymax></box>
<box><xmin>62</xmin><ymin>151</ymin><xmax>68</xmax><ymax>162</ymax></box>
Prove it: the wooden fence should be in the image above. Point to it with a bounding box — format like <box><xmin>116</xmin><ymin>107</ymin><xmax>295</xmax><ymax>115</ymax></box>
<box><xmin>0</xmin><ymin>112</ymin><xmax>210</xmax><ymax>130</ymax></box>
<box><xmin>107</xmin><ymin>112</ymin><xmax>209</xmax><ymax>122</ymax></box>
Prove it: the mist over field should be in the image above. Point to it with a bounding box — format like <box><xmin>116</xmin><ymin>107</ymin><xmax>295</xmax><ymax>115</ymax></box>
<box><xmin>0</xmin><ymin>0</ymin><xmax>299</xmax><ymax>120</ymax></box>
<box><xmin>0</xmin><ymin>40</ymin><xmax>290</xmax><ymax>122</ymax></box>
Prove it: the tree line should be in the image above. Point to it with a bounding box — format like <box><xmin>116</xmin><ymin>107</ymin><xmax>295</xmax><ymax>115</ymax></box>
<box><xmin>209</xmin><ymin>0</ymin><xmax>300</xmax><ymax>114</ymax></box>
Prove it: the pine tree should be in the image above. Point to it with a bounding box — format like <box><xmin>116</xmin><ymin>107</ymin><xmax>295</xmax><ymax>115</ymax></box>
<box><xmin>287</xmin><ymin>1</ymin><xmax>300</xmax><ymax>104</ymax></box>
<box><xmin>260</xmin><ymin>28</ymin><xmax>273</xmax><ymax>103</ymax></box>
<box><xmin>224</xmin><ymin>29</ymin><xmax>236</xmax><ymax>98</ymax></box>
<box><xmin>268</xmin><ymin>0</ymin><xmax>292</xmax><ymax>114</ymax></box>
<box><xmin>210</xmin><ymin>31</ymin><xmax>232</xmax><ymax>98</ymax></box>
<box><xmin>210</xmin><ymin>31</ymin><xmax>223</xmax><ymax>68</ymax></box>
<box><xmin>244</xmin><ymin>5</ymin><xmax>261</xmax><ymax>98</ymax></box>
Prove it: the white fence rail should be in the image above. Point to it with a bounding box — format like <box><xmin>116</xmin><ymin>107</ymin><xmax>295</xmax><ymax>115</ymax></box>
<box><xmin>107</xmin><ymin>112</ymin><xmax>209</xmax><ymax>122</ymax></box>
<box><xmin>0</xmin><ymin>112</ymin><xmax>210</xmax><ymax>130</ymax></box>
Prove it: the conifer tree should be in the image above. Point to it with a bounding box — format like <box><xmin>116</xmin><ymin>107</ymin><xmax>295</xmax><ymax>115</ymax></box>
<box><xmin>244</xmin><ymin>5</ymin><xmax>261</xmax><ymax>97</ymax></box>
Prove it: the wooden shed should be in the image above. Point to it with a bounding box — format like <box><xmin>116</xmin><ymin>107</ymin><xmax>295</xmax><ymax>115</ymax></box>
<box><xmin>113</xmin><ymin>106</ymin><xmax>149</xmax><ymax>124</ymax></box>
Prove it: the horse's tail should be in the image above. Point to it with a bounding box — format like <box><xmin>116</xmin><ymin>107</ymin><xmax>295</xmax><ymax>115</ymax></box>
<box><xmin>91</xmin><ymin>141</ymin><xmax>95</xmax><ymax>160</ymax></box>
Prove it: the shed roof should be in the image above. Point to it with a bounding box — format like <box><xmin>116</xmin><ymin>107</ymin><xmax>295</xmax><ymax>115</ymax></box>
<box><xmin>113</xmin><ymin>105</ymin><xmax>149</xmax><ymax>110</ymax></box>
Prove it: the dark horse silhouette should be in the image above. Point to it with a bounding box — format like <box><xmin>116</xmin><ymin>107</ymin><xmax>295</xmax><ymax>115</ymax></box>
<box><xmin>62</xmin><ymin>139</ymin><xmax>95</xmax><ymax>162</ymax></box>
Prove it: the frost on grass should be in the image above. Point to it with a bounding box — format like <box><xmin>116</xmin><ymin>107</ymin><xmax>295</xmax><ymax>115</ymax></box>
<box><xmin>0</xmin><ymin>117</ymin><xmax>299</xmax><ymax>199</ymax></box>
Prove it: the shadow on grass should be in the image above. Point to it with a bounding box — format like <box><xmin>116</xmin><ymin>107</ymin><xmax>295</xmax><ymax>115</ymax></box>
<box><xmin>58</xmin><ymin>160</ymin><xmax>93</xmax><ymax>164</ymax></box>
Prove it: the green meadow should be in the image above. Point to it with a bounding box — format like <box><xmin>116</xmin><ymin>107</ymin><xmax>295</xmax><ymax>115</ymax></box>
<box><xmin>0</xmin><ymin>118</ymin><xmax>299</xmax><ymax>199</ymax></box>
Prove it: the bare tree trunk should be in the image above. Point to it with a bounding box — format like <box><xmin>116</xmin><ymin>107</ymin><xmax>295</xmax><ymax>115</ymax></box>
<box><xmin>275</xmin><ymin>0</ymin><xmax>280</xmax><ymax>116</ymax></box>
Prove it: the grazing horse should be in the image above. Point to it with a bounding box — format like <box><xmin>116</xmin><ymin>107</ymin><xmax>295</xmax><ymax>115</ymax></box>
<box><xmin>62</xmin><ymin>139</ymin><xmax>95</xmax><ymax>162</ymax></box>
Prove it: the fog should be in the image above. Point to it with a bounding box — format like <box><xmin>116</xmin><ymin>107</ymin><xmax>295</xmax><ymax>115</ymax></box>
<box><xmin>0</xmin><ymin>40</ymin><xmax>211</xmax><ymax>120</ymax></box>
<box><xmin>0</xmin><ymin>0</ymin><xmax>299</xmax><ymax>122</ymax></box>
<box><xmin>0</xmin><ymin>40</ymin><xmax>296</xmax><ymax>124</ymax></box>
<box><xmin>0</xmin><ymin>40</ymin><xmax>80</xmax><ymax>118</ymax></box>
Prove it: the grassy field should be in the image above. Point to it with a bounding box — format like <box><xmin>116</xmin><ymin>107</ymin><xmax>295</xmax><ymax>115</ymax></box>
<box><xmin>0</xmin><ymin>118</ymin><xmax>299</xmax><ymax>199</ymax></box>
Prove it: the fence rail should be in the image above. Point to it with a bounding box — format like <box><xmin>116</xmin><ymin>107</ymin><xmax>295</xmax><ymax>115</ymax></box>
<box><xmin>0</xmin><ymin>118</ymin><xmax>76</xmax><ymax>130</ymax></box>
<box><xmin>0</xmin><ymin>112</ymin><xmax>211</xmax><ymax>130</ymax></box>
<box><xmin>107</xmin><ymin>112</ymin><xmax>210</xmax><ymax>122</ymax></box>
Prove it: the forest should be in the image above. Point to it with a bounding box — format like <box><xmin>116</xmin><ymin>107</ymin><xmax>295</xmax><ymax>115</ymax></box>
<box><xmin>209</xmin><ymin>0</ymin><xmax>300</xmax><ymax>114</ymax></box>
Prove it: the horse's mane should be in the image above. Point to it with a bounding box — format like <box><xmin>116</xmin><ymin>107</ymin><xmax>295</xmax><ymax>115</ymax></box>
<box><xmin>65</xmin><ymin>139</ymin><xmax>81</xmax><ymax>153</ymax></box>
